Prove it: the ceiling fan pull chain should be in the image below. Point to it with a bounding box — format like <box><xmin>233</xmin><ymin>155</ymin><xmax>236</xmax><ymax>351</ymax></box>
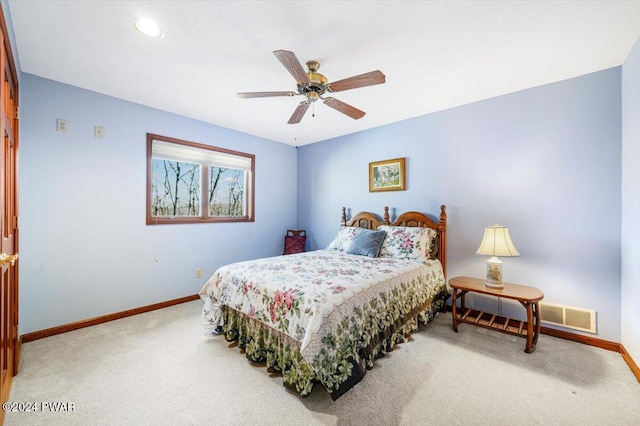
<box><xmin>312</xmin><ymin>102</ymin><xmax>315</xmax><ymax>118</ymax></box>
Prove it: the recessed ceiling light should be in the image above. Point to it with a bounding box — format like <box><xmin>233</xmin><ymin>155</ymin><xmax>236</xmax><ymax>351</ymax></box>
<box><xmin>134</xmin><ymin>18</ymin><xmax>164</xmax><ymax>38</ymax></box>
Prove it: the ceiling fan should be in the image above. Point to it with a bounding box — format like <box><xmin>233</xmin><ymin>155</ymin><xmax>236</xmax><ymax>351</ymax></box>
<box><xmin>237</xmin><ymin>50</ymin><xmax>386</xmax><ymax>124</ymax></box>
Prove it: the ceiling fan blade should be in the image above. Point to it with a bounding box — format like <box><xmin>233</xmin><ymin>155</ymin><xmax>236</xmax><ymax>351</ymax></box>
<box><xmin>273</xmin><ymin>50</ymin><xmax>310</xmax><ymax>85</ymax></box>
<box><xmin>288</xmin><ymin>102</ymin><xmax>310</xmax><ymax>124</ymax></box>
<box><xmin>237</xmin><ymin>91</ymin><xmax>297</xmax><ymax>98</ymax></box>
<box><xmin>327</xmin><ymin>70</ymin><xmax>385</xmax><ymax>93</ymax></box>
<box><xmin>323</xmin><ymin>97</ymin><xmax>366</xmax><ymax>120</ymax></box>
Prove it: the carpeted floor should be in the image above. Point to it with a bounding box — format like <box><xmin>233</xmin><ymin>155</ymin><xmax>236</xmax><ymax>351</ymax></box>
<box><xmin>4</xmin><ymin>300</ymin><xmax>640</xmax><ymax>425</ymax></box>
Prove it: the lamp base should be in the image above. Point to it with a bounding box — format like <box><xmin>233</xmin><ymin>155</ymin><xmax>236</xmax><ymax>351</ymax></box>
<box><xmin>484</xmin><ymin>281</ymin><xmax>504</xmax><ymax>289</ymax></box>
<box><xmin>485</xmin><ymin>256</ymin><xmax>503</xmax><ymax>289</ymax></box>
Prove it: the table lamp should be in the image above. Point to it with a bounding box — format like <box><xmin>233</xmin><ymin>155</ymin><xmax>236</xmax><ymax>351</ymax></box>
<box><xmin>476</xmin><ymin>224</ymin><xmax>520</xmax><ymax>289</ymax></box>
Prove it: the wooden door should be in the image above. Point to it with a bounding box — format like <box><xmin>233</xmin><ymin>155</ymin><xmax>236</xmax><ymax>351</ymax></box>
<box><xmin>0</xmin><ymin>6</ymin><xmax>19</xmax><ymax>419</ymax></box>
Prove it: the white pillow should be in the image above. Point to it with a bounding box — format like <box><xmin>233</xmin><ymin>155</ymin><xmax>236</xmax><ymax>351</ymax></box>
<box><xmin>326</xmin><ymin>227</ymin><xmax>358</xmax><ymax>252</ymax></box>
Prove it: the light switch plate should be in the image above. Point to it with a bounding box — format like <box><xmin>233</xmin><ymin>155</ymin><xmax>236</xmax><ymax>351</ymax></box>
<box><xmin>56</xmin><ymin>119</ymin><xmax>67</xmax><ymax>133</ymax></box>
<box><xmin>94</xmin><ymin>126</ymin><xmax>104</xmax><ymax>138</ymax></box>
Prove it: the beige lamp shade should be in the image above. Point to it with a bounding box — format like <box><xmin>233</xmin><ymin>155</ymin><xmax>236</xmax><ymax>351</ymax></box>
<box><xmin>476</xmin><ymin>225</ymin><xmax>520</xmax><ymax>257</ymax></box>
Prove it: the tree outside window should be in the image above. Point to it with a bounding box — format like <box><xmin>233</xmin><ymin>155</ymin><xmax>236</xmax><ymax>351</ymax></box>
<box><xmin>146</xmin><ymin>134</ymin><xmax>254</xmax><ymax>224</ymax></box>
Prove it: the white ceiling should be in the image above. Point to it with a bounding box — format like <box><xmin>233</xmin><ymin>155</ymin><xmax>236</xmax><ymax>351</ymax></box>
<box><xmin>7</xmin><ymin>1</ymin><xmax>640</xmax><ymax>146</ymax></box>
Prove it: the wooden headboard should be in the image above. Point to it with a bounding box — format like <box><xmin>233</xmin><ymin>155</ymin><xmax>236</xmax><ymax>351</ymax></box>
<box><xmin>341</xmin><ymin>205</ymin><xmax>447</xmax><ymax>277</ymax></box>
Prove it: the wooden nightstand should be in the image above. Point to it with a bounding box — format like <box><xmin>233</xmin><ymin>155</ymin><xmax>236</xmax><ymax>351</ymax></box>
<box><xmin>449</xmin><ymin>276</ymin><xmax>544</xmax><ymax>353</ymax></box>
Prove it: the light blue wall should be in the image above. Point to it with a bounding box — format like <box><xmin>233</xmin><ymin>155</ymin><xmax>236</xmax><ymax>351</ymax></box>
<box><xmin>18</xmin><ymin>74</ymin><xmax>297</xmax><ymax>334</ymax></box>
<box><xmin>298</xmin><ymin>68</ymin><xmax>623</xmax><ymax>342</ymax></box>
<box><xmin>621</xmin><ymin>37</ymin><xmax>640</xmax><ymax>364</ymax></box>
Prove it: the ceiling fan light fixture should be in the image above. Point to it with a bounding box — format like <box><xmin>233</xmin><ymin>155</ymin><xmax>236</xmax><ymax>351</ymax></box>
<box><xmin>134</xmin><ymin>18</ymin><xmax>164</xmax><ymax>38</ymax></box>
<box><xmin>238</xmin><ymin>50</ymin><xmax>386</xmax><ymax>124</ymax></box>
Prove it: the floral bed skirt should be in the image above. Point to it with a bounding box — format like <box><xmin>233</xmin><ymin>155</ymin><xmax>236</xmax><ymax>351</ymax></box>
<box><xmin>219</xmin><ymin>289</ymin><xmax>449</xmax><ymax>400</ymax></box>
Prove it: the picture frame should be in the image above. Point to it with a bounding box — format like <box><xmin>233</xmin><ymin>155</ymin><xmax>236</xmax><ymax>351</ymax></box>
<box><xmin>369</xmin><ymin>157</ymin><xmax>406</xmax><ymax>192</ymax></box>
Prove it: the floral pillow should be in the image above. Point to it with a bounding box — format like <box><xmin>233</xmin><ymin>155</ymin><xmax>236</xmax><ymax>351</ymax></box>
<box><xmin>326</xmin><ymin>227</ymin><xmax>387</xmax><ymax>257</ymax></box>
<box><xmin>378</xmin><ymin>225</ymin><xmax>437</xmax><ymax>262</ymax></box>
<box><xmin>326</xmin><ymin>227</ymin><xmax>358</xmax><ymax>252</ymax></box>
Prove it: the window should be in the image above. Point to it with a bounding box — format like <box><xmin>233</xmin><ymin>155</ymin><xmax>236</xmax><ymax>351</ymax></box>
<box><xmin>146</xmin><ymin>133</ymin><xmax>254</xmax><ymax>224</ymax></box>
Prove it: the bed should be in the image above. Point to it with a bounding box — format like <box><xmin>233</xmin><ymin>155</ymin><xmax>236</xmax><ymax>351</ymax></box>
<box><xmin>199</xmin><ymin>205</ymin><xmax>449</xmax><ymax>400</ymax></box>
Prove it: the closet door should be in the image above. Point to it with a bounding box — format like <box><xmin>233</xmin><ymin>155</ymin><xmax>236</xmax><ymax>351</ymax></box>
<box><xmin>0</xmin><ymin>6</ymin><xmax>19</xmax><ymax>417</ymax></box>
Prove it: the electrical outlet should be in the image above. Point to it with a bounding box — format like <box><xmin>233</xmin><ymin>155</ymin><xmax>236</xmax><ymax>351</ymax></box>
<box><xmin>195</xmin><ymin>268</ymin><xmax>202</xmax><ymax>278</ymax></box>
<box><xmin>56</xmin><ymin>119</ymin><xmax>68</xmax><ymax>133</ymax></box>
<box><xmin>94</xmin><ymin>125</ymin><xmax>104</xmax><ymax>138</ymax></box>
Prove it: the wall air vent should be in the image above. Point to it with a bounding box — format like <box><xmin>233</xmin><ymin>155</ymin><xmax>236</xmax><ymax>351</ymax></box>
<box><xmin>540</xmin><ymin>302</ymin><xmax>596</xmax><ymax>334</ymax></box>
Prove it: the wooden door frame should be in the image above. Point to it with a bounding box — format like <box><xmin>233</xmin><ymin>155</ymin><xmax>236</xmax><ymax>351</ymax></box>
<box><xmin>0</xmin><ymin>3</ymin><xmax>19</xmax><ymax>421</ymax></box>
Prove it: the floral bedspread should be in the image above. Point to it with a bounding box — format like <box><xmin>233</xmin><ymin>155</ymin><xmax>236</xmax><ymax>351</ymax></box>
<box><xmin>199</xmin><ymin>249</ymin><xmax>447</xmax><ymax>397</ymax></box>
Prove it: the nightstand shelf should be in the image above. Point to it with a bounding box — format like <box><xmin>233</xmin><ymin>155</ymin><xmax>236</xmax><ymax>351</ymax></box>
<box><xmin>456</xmin><ymin>308</ymin><xmax>527</xmax><ymax>337</ymax></box>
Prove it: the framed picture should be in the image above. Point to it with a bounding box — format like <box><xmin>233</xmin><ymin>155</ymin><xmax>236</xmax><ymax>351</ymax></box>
<box><xmin>369</xmin><ymin>157</ymin><xmax>406</xmax><ymax>192</ymax></box>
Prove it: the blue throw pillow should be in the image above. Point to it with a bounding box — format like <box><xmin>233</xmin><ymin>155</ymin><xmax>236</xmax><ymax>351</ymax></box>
<box><xmin>346</xmin><ymin>228</ymin><xmax>387</xmax><ymax>257</ymax></box>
